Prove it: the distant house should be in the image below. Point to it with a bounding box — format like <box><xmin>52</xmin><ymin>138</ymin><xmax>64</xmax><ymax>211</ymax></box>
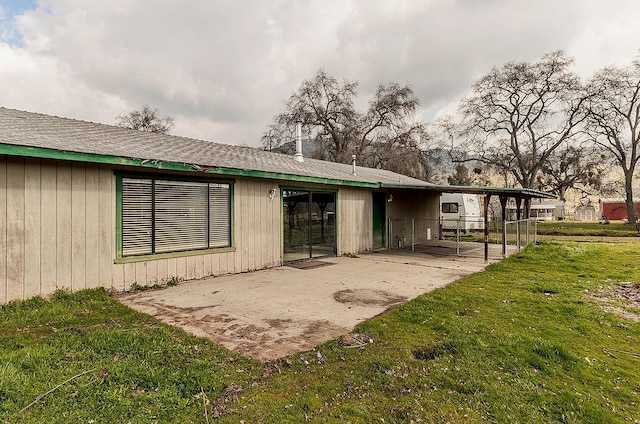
<box><xmin>0</xmin><ymin>108</ymin><xmax>550</xmax><ymax>304</ymax></box>
<box><xmin>506</xmin><ymin>199</ymin><xmax>565</xmax><ymax>221</ymax></box>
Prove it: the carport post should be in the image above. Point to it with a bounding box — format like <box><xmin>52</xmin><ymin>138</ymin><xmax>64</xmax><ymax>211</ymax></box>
<box><xmin>500</xmin><ymin>195</ymin><xmax>508</xmax><ymax>258</ymax></box>
<box><xmin>411</xmin><ymin>219</ymin><xmax>415</xmax><ymax>252</ymax></box>
<box><xmin>484</xmin><ymin>194</ymin><xmax>491</xmax><ymax>263</ymax></box>
<box><xmin>456</xmin><ymin>219</ymin><xmax>460</xmax><ymax>256</ymax></box>
<box><xmin>515</xmin><ymin>197</ymin><xmax>523</xmax><ymax>251</ymax></box>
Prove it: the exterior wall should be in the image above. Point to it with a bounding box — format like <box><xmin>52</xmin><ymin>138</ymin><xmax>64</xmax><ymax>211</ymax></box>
<box><xmin>1</xmin><ymin>157</ymin><xmax>116</xmax><ymax>303</ymax></box>
<box><xmin>0</xmin><ymin>155</ymin><xmax>438</xmax><ymax>304</ymax></box>
<box><xmin>337</xmin><ymin>187</ymin><xmax>373</xmax><ymax>254</ymax></box>
<box><xmin>575</xmin><ymin>205</ymin><xmax>596</xmax><ymax>221</ymax></box>
<box><xmin>600</xmin><ymin>201</ymin><xmax>640</xmax><ymax>220</ymax></box>
<box><xmin>0</xmin><ymin>157</ymin><xmax>282</xmax><ymax>303</ymax></box>
<box><xmin>386</xmin><ymin>190</ymin><xmax>440</xmax><ymax>247</ymax></box>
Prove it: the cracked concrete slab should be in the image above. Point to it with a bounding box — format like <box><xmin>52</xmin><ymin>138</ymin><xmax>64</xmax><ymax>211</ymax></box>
<box><xmin>117</xmin><ymin>250</ymin><xmax>492</xmax><ymax>362</ymax></box>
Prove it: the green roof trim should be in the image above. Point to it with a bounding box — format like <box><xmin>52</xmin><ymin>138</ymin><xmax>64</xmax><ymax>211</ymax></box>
<box><xmin>0</xmin><ymin>142</ymin><xmax>380</xmax><ymax>189</ymax></box>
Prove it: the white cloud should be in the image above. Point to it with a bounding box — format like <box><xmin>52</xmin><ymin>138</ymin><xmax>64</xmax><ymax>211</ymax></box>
<box><xmin>1</xmin><ymin>0</ymin><xmax>639</xmax><ymax>146</ymax></box>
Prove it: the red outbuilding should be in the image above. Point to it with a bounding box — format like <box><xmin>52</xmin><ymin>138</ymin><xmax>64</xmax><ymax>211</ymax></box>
<box><xmin>599</xmin><ymin>198</ymin><xmax>640</xmax><ymax>220</ymax></box>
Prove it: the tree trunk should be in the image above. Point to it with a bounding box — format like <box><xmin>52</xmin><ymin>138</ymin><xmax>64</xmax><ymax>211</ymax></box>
<box><xmin>557</xmin><ymin>186</ymin><xmax>567</xmax><ymax>203</ymax></box>
<box><xmin>624</xmin><ymin>171</ymin><xmax>636</xmax><ymax>224</ymax></box>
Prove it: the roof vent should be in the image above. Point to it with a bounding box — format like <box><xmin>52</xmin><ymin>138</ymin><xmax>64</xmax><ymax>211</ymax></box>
<box><xmin>294</xmin><ymin>121</ymin><xmax>304</xmax><ymax>163</ymax></box>
<box><xmin>352</xmin><ymin>155</ymin><xmax>357</xmax><ymax>176</ymax></box>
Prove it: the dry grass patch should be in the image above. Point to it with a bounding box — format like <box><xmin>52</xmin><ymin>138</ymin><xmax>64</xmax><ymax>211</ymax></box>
<box><xmin>591</xmin><ymin>281</ymin><xmax>640</xmax><ymax>322</ymax></box>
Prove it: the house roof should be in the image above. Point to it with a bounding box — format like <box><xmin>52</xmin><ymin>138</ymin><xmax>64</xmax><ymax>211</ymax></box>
<box><xmin>0</xmin><ymin>107</ymin><xmax>554</xmax><ymax>199</ymax></box>
<box><xmin>0</xmin><ymin>107</ymin><xmax>432</xmax><ymax>188</ymax></box>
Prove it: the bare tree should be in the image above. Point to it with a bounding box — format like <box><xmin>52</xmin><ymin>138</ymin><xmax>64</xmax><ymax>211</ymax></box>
<box><xmin>262</xmin><ymin>69</ymin><xmax>426</xmax><ymax>177</ymax></box>
<box><xmin>585</xmin><ymin>57</ymin><xmax>640</xmax><ymax>223</ymax></box>
<box><xmin>116</xmin><ymin>105</ymin><xmax>175</xmax><ymax>134</ymax></box>
<box><xmin>459</xmin><ymin>51</ymin><xmax>589</xmax><ymax>195</ymax></box>
<box><xmin>262</xmin><ymin>70</ymin><xmax>357</xmax><ymax>159</ymax></box>
<box><xmin>360</xmin><ymin>83</ymin><xmax>425</xmax><ymax>173</ymax></box>
<box><xmin>537</xmin><ymin>143</ymin><xmax>606</xmax><ymax>201</ymax></box>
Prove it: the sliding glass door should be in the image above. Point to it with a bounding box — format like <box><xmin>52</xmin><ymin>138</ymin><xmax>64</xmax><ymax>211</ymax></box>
<box><xmin>283</xmin><ymin>190</ymin><xmax>336</xmax><ymax>262</ymax></box>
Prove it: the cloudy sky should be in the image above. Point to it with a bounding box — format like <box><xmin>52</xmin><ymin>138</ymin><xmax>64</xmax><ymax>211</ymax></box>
<box><xmin>1</xmin><ymin>0</ymin><xmax>639</xmax><ymax>147</ymax></box>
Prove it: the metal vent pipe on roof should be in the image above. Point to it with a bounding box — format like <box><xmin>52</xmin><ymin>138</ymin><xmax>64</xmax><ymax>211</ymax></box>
<box><xmin>352</xmin><ymin>155</ymin><xmax>357</xmax><ymax>176</ymax></box>
<box><xmin>294</xmin><ymin>121</ymin><xmax>304</xmax><ymax>163</ymax></box>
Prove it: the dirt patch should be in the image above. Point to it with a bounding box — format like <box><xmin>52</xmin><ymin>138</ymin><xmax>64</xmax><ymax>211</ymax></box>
<box><xmin>333</xmin><ymin>289</ymin><xmax>407</xmax><ymax>307</ymax></box>
<box><xmin>614</xmin><ymin>282</ymin><xmax>640</xmax><ymax>306</ymax></box>
<box><xmin>591</xmin><ymin>282</ymin><xmax>640</xmax><ymax>322</ymax></box>
<box><xmin>230</xmin><ymin>319</ymin><xmax>348</xmax><ymax>361</ymax></box>
<box><xmin>263</xmin><ymin>318</ymin><xmax>293</xmax><ymax>329</ymax></box>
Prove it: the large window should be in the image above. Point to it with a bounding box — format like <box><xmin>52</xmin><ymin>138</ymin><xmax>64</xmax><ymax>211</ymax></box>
<box><xmin>119</xmin><ymin>176</ymin><xmax>232</xmax><ymax>257</ymax></box>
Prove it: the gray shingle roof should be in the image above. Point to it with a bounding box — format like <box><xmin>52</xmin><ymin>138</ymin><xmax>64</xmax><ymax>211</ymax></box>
<box><xmin>0</xmin><ymin>107</ymin><xmax>432</xmax><ymax>187</ymax></box>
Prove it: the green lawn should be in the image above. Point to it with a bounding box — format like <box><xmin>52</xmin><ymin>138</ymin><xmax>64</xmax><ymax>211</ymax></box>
<box><xmin>537</xmin><ymin>220</ymin><xmax>639</xmax><ymax>237</ymax></box>
<box><xmin>1</xmin><ymin>242</ymin><xmax>639</xmax><ymax>423</ymax></box>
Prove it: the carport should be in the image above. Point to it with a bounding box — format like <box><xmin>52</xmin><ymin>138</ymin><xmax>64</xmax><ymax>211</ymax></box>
<box><xmin>118</xmin><ymin>250</ymin><xmax>491</xmax><ymax>362</ymax></box>
<box><xmin>381</xmin><ymin>184</ymin><xmax>555</xmax><ymax>261</ymax></box>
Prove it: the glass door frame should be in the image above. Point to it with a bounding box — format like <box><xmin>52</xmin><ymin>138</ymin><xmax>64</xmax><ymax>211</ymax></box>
<box><xmin>281</xmin><ymin>187</ymin><xmax>337</xmax><ymax>263</ymax></box>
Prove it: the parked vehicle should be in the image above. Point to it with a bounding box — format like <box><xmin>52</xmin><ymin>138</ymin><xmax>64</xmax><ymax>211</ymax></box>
<box><xmin>440</xmin><ymin>193</ymin><xmax>484</xmax><ymax>232</ymax></box>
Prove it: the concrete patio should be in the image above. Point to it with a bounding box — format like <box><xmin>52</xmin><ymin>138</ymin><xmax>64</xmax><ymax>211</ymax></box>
<box><xmin>117</xmin><ymin>250</ymin><xmax>492</xmax><ymax>362</ymax></box>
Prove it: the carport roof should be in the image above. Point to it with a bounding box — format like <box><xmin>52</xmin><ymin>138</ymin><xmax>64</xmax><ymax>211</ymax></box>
<box><xmin>381</xmin><ymin>183</ymin><xmax>555</xmax><ymax>199</ymax></box>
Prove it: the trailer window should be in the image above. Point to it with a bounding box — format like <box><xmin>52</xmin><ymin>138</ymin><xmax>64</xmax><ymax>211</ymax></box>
<box><xmin>442</xmin><ymin>202</ymin><xmax>459</xmax><ymax>213</ymax></box>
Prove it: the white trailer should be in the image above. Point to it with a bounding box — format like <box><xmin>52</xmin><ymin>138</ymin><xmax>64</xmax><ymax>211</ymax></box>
<box><xmin>440</xmin><ymin>193</ymin><xmax>484</xmax><ymax>232</ymax></box>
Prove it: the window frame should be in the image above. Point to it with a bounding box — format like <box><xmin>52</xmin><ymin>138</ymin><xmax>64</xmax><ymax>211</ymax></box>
<box><xmin>441</xmin><ymin>202</ymin><xmax>459</xmax><ymax>214</ymax></box>
<box><xmin>115</xmin><ymin>173</ymin><xmax>235</xmax><ymax>263</ymax></box>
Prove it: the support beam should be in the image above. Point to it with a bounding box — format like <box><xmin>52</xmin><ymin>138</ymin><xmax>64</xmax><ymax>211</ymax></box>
<box><xmin>515</xmin><ymin>197</ymin><xmax>522</xmax><ymax>250</ymax></box>
<box><xmin>484</xmin><ymin>194</ymin><xmax>491</xmax><ymax>263</ymax></box>
<box><xmin>500</xmin><ymin>195</ymin><xmax>508</xmax><ymax>258</ymax></box>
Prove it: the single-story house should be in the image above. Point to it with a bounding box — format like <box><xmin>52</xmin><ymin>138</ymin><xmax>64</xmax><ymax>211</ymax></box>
<box><xmin>0</xmin><ymin>107</ymin><xmax>551</xmax><ymax>304</ymax></box>
<box><xmin>506</xmin><ymin>199</ymin><xmax>565</xmax><ymax>221</ymax></box>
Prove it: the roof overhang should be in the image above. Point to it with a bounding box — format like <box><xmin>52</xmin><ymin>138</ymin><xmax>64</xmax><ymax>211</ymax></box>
<box><xmin>379</xmin><ymin>183</ymin><xmax>555</xmax><ymax>199</ymax></box>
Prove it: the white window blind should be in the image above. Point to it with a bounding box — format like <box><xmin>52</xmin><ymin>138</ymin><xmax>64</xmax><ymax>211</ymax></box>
<box><xmin>209</xmin><ymin>183</ymin><xmax>231</xmax><ymax>248</ymax></box>
<box><xmin>122</xmin><ymin>178</ymin><xmax>153</xmax><ymax>256</ymax></box>
<box><xmin>121</xmin><ymin>177</ymin><xmax>231</xmax><ymax>256</ymax></box>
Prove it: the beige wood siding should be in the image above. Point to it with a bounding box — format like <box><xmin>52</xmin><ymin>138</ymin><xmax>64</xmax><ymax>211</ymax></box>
<box><xmin>2</xmin><ymin>156</ymin><xmax>443</xmax><ymax>305</ymax></box>
<box><xmin>0</xmin><ymin>158</ymin><xmax>5</xmax><ymax>304</ymax></box>
<box><xmin>3</xmin><ymin>156</ymin><xmax>442</xmax><ymax>305</ymax></box>
<box><xmin>337</xmin><ymin>187</ymin><xmax>373</xmax><ymax>254</ymax></box>
<box><xmin>0</xmin><ymin>158</ymin><xmax>283</xmax><ymax>303</ymax></box>
<box><xmin>6</xmin><ymin>159</ymin><xmax>25</xmax><ymax>301</ymax></box>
